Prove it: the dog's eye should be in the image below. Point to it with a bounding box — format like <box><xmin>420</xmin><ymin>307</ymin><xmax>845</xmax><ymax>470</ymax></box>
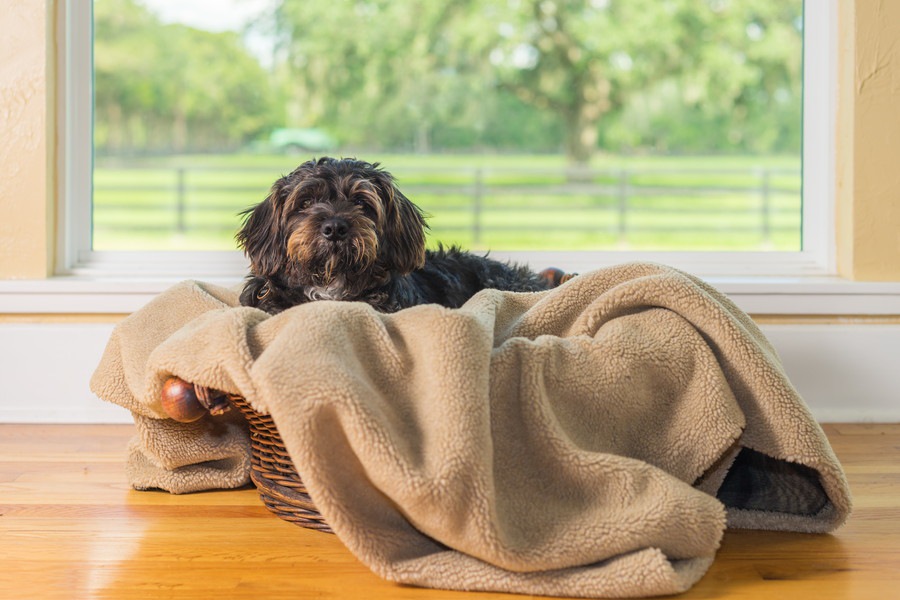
<box><xmin>256</xmin><ymin>283</ymin><xmax>271</xmax><ymax>300</ymax></box>
<box><xmin>354</xmin><ymin>197</ymin><xmax>374</xmax><ymax>215</ymax></box>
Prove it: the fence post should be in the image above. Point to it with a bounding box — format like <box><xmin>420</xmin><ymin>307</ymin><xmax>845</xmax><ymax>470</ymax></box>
<box><xmin>473</xmin><ymin>167</ymin><xmax>483</xmax><ymax>245</ymax></box>
<box><xmin>759</xmin><ymin>169</ymin><xmax>771</xmax><ymax>247</ymax></box>
<box><xmin>176</xmin><ymin>167</ymin><xmax>187</xmax><ymax>233</ymax></box>
<box><xmin>617</xmin><ymin>169</ymin><xmax>630</xmax><ymax>244</ymax></box>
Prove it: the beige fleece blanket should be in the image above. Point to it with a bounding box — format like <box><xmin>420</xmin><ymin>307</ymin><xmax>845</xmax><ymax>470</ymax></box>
<box><xmin>91</xmin><ymin>262</ymin><xmax>851</xmax><ymax>598</ymax></box>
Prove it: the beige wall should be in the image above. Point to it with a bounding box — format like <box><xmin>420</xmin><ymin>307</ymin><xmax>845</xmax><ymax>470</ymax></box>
<box><xmin>837</xmin><ymin>0</ymin><xmax>900</xmax><ymax>280</ymax></box>
<box><xmin>0</xmin><ymin>2</ymin><xmax>51</xmax><ymax>278</ymax></box>
<box><xmin>0</xmin><ymin>1</ymin><xmax>898</xmax><ymax>283</ymax></box>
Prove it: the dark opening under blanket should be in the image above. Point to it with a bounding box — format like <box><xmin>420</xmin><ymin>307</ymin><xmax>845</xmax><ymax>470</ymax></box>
<box><xmin>91</xmin><ymin>262</ymin><xmax>851</xmax><ymax>598</ymax></box>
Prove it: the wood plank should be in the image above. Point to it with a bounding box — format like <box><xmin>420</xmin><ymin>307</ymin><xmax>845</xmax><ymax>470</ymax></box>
<box><xmin>1</xmin><ymin>423</ymin><xmax>899</xmax><ymax>599</ymax></box>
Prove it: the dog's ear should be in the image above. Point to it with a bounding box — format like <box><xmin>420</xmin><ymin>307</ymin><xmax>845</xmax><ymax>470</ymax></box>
<box><xmin>376</xmin><ymin>176</ymin><xmax>428</xmax><ymax>274</ymax></box>
<box><xmin>238</xmin><ymin>276</ymin><xmax>268</xmax><ymax>307</ymax></box>
<box><xmin>236</xmin><ymin>184</ymin><xmax>287</xmax><ymax>276</ymax></box>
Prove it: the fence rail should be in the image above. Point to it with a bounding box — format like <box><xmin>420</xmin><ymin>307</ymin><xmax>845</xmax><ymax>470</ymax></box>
<box><xmin>93</xmin><ymin>165</ymin><xmax>802</xmax><ymax>246</ymax></box>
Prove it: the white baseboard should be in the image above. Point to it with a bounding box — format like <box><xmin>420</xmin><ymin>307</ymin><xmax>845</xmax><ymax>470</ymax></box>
<box><xmin>1</xmin><ymin>322</ymin><xmax>898</xmax><ymax>424</ymax></box>
<box><xmin>0</xmin><ymin>323</ymin><xmax>132</xmax><ymax>424</ymax></box>
<box><xmin>759</xmin><ymin>324</ymin><xmax>900</xmax><ymax>422</ymax></box>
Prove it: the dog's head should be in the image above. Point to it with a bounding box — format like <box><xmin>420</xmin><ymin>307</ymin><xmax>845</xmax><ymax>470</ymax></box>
<box><xmin>236</xmin><ymin>157</ymin><xmax>427</xmax><ymax>299</ymax></box>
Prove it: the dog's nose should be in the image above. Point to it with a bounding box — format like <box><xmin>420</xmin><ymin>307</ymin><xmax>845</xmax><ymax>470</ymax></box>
<box><xmin>321</xmin><ymin>217</ymin><xmax>350</xmax><ymax>241</ymax></box>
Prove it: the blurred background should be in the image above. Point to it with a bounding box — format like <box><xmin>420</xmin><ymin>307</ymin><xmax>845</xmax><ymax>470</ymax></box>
<box><xmin>92</xmin><ymin>0</ymin><xmax>804</xmax><ymax>253</ymax></box>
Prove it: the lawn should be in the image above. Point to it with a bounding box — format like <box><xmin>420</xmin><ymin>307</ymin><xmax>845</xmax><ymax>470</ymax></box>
<box><xmin>92</xmin><ymin>152</ymin><xmax>802</xmax><ymax>252</ymax></box>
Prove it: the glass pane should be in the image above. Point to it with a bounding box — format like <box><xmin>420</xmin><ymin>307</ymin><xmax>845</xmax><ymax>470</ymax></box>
<box><xmin>92</xmin><ymin>0</ymin><xmax>803</xmax><ymax>252</ymax></box>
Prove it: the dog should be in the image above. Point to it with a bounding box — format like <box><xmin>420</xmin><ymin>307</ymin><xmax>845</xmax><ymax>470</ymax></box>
<box><xmin>236</xmin><ymin>157</ymin><xmax>568</xmax><ymax>314</ymax></box>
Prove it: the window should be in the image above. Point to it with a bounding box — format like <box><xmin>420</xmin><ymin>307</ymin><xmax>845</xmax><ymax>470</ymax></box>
<box><xmin>59</xmin><ymin>0</ymin><xmax>835</xmax><ymax>277</ymax></box>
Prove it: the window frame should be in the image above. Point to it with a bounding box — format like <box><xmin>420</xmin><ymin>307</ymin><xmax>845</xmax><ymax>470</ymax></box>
<box><xmin>59</xmin><ymin>0</ymin><xmax>833</xmax><ymax>279</ymax></box>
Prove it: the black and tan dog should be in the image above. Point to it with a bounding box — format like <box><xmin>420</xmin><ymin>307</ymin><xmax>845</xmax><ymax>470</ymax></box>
<box><xmin>237</xmin><ymin>157</ymin><xmax>570</xmax><ymax>314</ymax></box>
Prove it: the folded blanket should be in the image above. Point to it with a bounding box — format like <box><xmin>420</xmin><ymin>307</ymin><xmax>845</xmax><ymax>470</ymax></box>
<box><xmin>90</xmin><ymin>262</ymin><xmax>851</xmax><ymax>598</ymax></box>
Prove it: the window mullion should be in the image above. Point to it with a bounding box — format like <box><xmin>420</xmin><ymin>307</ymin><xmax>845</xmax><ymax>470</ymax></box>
<box><xmin>57</xmin><ymin>0</ymin><xmax>94</xmax><ymax>275</ymax></box>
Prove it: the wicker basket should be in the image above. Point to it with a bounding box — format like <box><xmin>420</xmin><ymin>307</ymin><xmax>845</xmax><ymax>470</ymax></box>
<box><xmin>160</xmin><ymin>377</ymin><xmax>332</xmax><ymax>533</ymax></box>
<box><xmin>227</xmin><ymin>394</ymin><xmax>333</xmax><ymax>533</ymax></box>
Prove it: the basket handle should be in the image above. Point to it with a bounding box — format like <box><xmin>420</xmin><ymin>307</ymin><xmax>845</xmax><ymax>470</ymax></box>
<box><xmin>161</xmin><ymin>377</ymin><xmax>233</xmax><ymax>423</ymax></box>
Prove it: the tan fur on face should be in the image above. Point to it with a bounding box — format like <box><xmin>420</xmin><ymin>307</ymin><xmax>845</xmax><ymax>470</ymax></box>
<box><xmin>237</xmin><ymin>158</ymin><xmax>428</xmax><ymax>294</ymax></box>
<box><xmin>286</xmin><ymin>211</ymin><xmax>379</xmax><ymax>285</ymax></box>
<box><xmin>344</xmin><ymin>177</ymin><xmax>385</xmax><ymax>226</ymax></box>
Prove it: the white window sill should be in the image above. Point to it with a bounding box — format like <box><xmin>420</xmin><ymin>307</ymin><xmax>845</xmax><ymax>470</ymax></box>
<box><xmin>1</xmin><ymin>273</ymin><xmax>898</xmax><ymax>315</ymax></box>
<box><xmin>0</xmin><ymin>276</ymin><xmax>243</xmax><ymax>314</ymax></box>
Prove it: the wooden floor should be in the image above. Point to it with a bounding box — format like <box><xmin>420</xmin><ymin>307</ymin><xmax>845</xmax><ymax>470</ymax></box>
<box><xmin>1</xmin><ymin>424</ymin><xmax>898</xmax><ymax>599</ymax></box>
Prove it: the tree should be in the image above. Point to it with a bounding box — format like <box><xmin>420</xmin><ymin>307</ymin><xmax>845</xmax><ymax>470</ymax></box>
<box><xmin>598</xmin><ymin>0</ymin><xmax>803</xmax><ymax>154</ymax></box>
<box><xmin>475</xmin><ymin>0</ymin><xmax>802</xmax><ymax>165</ymax></box>
<box><xmin>269</xmin><ymin>0</ymin><xmax>804</xmax><ymax>161</ymax></box>
<box><xmin>93</xmin><ymin>0</ymin><xmax>802</xmax><ymax>158</ymax></box>
<box><xmin>94</xmin><ymin>0</ymin><xmax>281</xmax><ymax>154</ymax></box>
<box><xmin>274</xmin><ymin>0</ymin><xmax>491</xmax><ymax>152</ymax></box>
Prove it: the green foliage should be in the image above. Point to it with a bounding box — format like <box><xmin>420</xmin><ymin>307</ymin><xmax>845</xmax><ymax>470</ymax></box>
<box><xmin>270</xmin><ymin>0</ymin><xmax>802</xmax><ymax>162</ymax></box>
<box><xmin>93</xmin><ymin>0</ymin><xmax>803</xmax><ymax>160</ymax></box>
<box><xmin>94</xmin><ymin>0</ymin><xmax>282</xmax><ymax>154</ymax></box>
<box><xmin>598</xmin><ymin>0</ymin><xmax>803</xmax><ymax>154</ymax></box>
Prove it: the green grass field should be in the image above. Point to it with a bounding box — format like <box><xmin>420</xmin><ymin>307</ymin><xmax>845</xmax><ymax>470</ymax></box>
<box><xmin>93</xmin><ymin>152</ymin><xmax>802</xmax><ymax>252</ymax></box>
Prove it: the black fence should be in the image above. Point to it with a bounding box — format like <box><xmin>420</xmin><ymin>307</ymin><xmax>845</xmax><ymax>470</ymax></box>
<box><xmin>93</xmin><ymin>166</ymin><xmax>801</xmax><ymax>247</ymax></box>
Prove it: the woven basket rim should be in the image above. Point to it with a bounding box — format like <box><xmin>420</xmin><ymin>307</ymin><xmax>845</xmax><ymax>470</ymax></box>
<box><xmin>228</xmin><ymin>394</ymin><xmax>333</xmax><ymax>534</ymax></box>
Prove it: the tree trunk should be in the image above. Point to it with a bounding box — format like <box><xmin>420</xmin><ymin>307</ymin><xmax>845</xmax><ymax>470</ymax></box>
<box><xmin>565</xmin><ymin>110</ymin><xmax>597</xmax><ymax>166</ymax></box>
<box><xmin>563</xmin><ymin>100</ymin><xmax>603</xmax><ymax>181</ymax></box>
<box><xmin>563</xmin><ymin>72</ymin><xmax>610</xmax><ymax>180</ymax></box>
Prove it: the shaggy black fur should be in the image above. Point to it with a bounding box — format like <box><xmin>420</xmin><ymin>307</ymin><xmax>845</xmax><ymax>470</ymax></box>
<box><xmin>241</xmin><ymin>245</ymin><xmax>551</xmax><ymax>314</ymax></box>
<box><xmin>236</xmin><ymin>157</ymin><xmax>553</xmax><ymax>314</ymax></box>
